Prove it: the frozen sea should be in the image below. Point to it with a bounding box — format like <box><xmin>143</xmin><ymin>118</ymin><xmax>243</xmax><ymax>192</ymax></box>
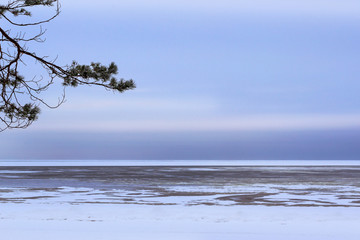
<box><xmin>1</xmin><ymin>160</ymin><xmax>360</xmax><ymax>240</ymax></box>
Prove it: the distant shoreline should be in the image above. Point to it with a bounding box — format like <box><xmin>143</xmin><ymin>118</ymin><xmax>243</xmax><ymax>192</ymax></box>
<box><xmin>1</xmin><ymin>159</ymin><xmax>360</xmax><ymax>167</ymax></box>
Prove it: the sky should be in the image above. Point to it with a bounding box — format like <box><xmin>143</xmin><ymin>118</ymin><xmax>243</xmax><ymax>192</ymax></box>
<box><xmin>1</xmin><ymin>0</ymin><xmax>360</xmax><ymax>160</ymax></box>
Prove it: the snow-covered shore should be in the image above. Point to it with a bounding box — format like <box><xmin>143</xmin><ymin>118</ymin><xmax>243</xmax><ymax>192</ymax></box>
<box><xmin>1</xmin><ymin>163</ymin><xmax>360</xmax><ymax>239</ymax></box>
<box><xmin>1</xmin><ymin>203</ymin><xmax>360</xmax><ymax>240</ymax></box>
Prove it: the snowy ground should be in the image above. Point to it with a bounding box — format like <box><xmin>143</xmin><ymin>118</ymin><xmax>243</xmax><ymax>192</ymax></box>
<box><xmin>2</xmin><ymin>203</ymin><xmax>360</xmax><ymax>240</ymax></box>
<box><xmin>1</xmin><ymin>162</ymin><xmax>360</xmax><ymax>239</ymax></box>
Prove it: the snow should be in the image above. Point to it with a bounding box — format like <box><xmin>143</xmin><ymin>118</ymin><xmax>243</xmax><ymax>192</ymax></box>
<box><xmin>1</xmin><ymin>162</ymin><xmax>360</xmax><ymax>239</ymax></box>
<box><xmin>1</xmin><ymin>184</ymin><xmax>360</xmax><ymax>239</ymax></box>
<box><xmin>1</xmin><ymin>203</ymin><xmax>360</xmax><ymax>240</ymax></box>
<box><xmin>2</xmin><ymin>182</ymin><xmax>359</xmax><ymax>206</ymax></box>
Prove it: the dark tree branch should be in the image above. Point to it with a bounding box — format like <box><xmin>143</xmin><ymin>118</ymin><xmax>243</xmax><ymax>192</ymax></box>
<box><xmin>0</xmin><ymin>0</ymin><xmax>136</xmax><ymax>131</ymax></box>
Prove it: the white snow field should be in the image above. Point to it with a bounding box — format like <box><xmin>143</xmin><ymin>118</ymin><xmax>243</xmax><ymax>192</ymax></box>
<box><xmin>1</xmin><ymin>203</ymin><xmax>360</xmax><ymax>240</ymax></box>
<box><xmin>1</xmin><ymin>160</ymin><xmax>360</xmax><ymax>240</ymax></box>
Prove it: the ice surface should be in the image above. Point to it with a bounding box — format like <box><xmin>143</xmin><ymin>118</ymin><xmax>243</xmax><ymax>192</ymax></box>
<box><xmin>1</xmin><ymin>164</ymin><xmax>360</xmax><ymax>239</ymax></box>
<box><xmin>1</xmin><ymin>203</ymin><xmax>360</xmax><ymax>240</ymax></box>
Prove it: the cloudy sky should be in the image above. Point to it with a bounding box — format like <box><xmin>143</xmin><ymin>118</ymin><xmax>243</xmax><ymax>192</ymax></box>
<box><xmin>1</xmin><ymin>0</ymin><xmax>360</xmax><ymax>160</ymax></box>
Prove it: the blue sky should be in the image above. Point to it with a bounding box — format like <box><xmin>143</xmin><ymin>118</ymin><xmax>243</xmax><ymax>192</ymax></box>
<box><xmin>1</xmin><ymin>0</ymin><xmax>360</xmax><ymax>159</ymax></box>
